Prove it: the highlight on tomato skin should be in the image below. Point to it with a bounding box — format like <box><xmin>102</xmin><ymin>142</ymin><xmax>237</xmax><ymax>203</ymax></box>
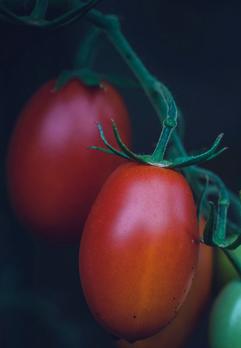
<box><xmin>6</xmin><ymin>78</ymin><xmax>131</xmax><ymax>242</ymax></box>
<box><xmin>79</xmin><ymin>163</ymin><xmax>199</xmax><ymax>342</ymax></box>
<box><xmin>116</xmin><ymin>218</ymin><xmax>213</xmax><ymax>348</ymax></box>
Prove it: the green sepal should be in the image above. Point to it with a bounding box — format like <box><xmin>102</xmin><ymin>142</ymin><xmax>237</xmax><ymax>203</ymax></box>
<box><xmin>90</xmin><ymin>146</ymin><xmax>131</xmax><ymax>160</ymax></box>
<box><xmin>92</xmin><ymin>118</ymin><xmax>226</xmax><ymax>171</ymax></box>
<box><xmin>55</xmin><ymin>69</ymin><xmax>102</xmax><ymax>91</ymax></box>
<box><xmin>55</xmin><ymin>68</ymin><xmax>138</xmax><ymax>91</ymax></box>
<box><xmin>169</xmin><ymin>134</ymin><xmax>226</xmax><ymax>169</ymax></box>
<box><xmin>111</xmin><ymin>121</ymin><xmax>146</xmax><ymax>163</ymax></box>
<box><xmin>91</xmin><ymin>124</ymin><xmax>130</xmax><ymax>160</ymax></box>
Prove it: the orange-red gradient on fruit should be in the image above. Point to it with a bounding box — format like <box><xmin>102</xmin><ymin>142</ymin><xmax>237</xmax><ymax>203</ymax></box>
<box><xmin>117</xmin><ymin>218</ymin><xmax>213</xmax><ymax>348</ymax></box>
<box><xmin>79</xmin><ymin>164</ymin><xmax>199</xmax><ymax>342</ymax></box>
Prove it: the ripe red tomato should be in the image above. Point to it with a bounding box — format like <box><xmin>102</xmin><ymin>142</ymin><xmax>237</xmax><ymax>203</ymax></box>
<box><xmin>7</xmin><ymin>79</ymin><xmax>131</xmax><ymax>241</ymax></box>
<box><xmin>79</xmin><ymin>163</ymin><xmax>199</xmax><ymax>342</ymax></box>
<box><xmin>116</xmin><ymin>218</ymin><xmax>213</xmax><ymax>348</ymax></box>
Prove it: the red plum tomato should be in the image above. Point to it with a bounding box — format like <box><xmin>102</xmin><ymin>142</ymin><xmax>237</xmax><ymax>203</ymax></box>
<box><xmin>79</xmin><ymin>163</ymin><xmax>199</xmax><ymax>342</ymax></box>
<box><xmin>7</xmin><ymin>79</ymin><xmax>131</xmax><ymax>242</ymax></box>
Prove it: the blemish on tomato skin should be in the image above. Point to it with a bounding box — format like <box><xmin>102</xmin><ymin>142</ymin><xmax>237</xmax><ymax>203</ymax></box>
<box><xmin>133</xmin><ymin>314</ymin><xmax>137</xmax><ymax>319</ymax></box>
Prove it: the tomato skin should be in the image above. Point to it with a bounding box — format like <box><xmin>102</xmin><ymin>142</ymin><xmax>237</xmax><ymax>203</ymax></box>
<box><xmin>209</xmin><ymin>281</ymin><xmax>241</xmax><ymax>348</ymax></box>
<box><xmin>7</xmin><ymin>79</ymin><xmax>131</xmax><ymax>242</ymax></box>
<box><xmin>79</xmin><ymin>163</ymin><xmax>199</xmax><ymax>342</ymax></box>
<box><xmin>117</xmin><ymin>218</ymin><xmax>213</xmax><ymax>348</ymax></box>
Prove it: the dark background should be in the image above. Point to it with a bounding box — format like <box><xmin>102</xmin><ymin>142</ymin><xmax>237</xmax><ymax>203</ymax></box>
<box><xmin>0</xmin><ymin>1</ymin><xmax>240</xmax><ymax>347</ymax></box>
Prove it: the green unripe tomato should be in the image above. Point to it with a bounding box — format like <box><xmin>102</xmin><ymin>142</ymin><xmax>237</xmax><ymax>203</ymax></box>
<box><xmin>209</xmin><ymin>281</ymin><xmax>241</xmax><ymax>348</ymax></box>
<box><xmin>215</xmin><ymin>247</ymin><xmax>241</xmax><ymax>287</ymax></box>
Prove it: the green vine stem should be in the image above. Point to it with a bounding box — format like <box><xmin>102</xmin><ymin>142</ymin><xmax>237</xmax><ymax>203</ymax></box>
<box><xmin>190</xmin><ymin>166</ymin><xmax>230</xmax><ymax>245</ymax></box>
<box><xmin>73</xmin><ymin>26</ymin><xmax>101</xmax><ymax>69</ymax></box>
<box><xmin>82</xmin><ymin>9</ymin><xmax>227</xmax><ymax>167</ymax></box>
<box><xmin>190</xmin><ymin>167</ymin><xmax>241</xmax><ymax>249</ymax></box>
<box><xmin>82</xmin><ymin>7</ymin><xmax>241</xmax><ymax>251</ymax></box>
<box><xmin>85</xmin><ymin>11</ymin><xmax>187</xmax><ymax>157</ymax></box>
<box><xmin>83</xmin><ymin>8</ymin><xmax>220</xmax><ymax>187</ymax></box>
<box><xmin>151</xmin><ymin>107</ymin><xmax>178</xmax><ymax>162</ymax></box>
<box><xmin>81</xmin><ymin>7</ymin><xmax>230</xmax><ymax>208</ymax></box>
<box><xmin>201</xmin><ymin>185</ymin><xmax>241</xmax><ymax>238</ymax></box>
<box><xmin>204</xmin><ymin>185</ymin><xmax>241</xmax><ymax>235</ymax></box>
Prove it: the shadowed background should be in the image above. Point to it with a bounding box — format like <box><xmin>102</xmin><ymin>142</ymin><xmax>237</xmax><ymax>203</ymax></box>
<box><xmin>0</xmin><ymin>1</ymin><xmax>240</xmax><ymax>347</ymax></box>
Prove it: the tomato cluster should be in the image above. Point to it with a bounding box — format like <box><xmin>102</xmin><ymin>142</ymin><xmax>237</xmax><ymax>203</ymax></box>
<box><xmin>7</xmin><ymin>76</ymin><xmax>241</xmax><ymax>348</ymax></box>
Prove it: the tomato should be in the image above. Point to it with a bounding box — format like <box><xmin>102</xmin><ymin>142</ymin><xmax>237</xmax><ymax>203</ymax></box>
<box><xmin>7</xmin><ymin>79</ymin><xmax>131</xmax><ymax>242</ymax></box>
<box><xmin>79</xmin><ymin>163</ymin><xmax>199</xmax><ymax>342</ymax></box>
<box><xmin>214</xmin><ymin>247</ymin><xmax>241</xmax><ymax>288</ymax></box>
<box><xmin>209</xmin><ymin>281</ymin><xmax>241</xmax><ymax>348</ymax></box>
<box><xmin>116</xmin><ymin>218</ymin><xmax>213</xmax><ymax>348</ymax></box>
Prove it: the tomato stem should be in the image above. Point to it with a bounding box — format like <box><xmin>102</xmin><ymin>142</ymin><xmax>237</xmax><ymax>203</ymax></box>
<box><xmin>191</xmin><ymin>167</ymin><xmax>232</xmax><ymax>248</ymax></box>
<box><xmin>84</xmin><ymin>11</ymin><xmax>226</xmax><ymax>171</ymax></box>
<box><xmin>83</xmin><ymin>9</ymin><xmax>239</xmax><ymax>251</ymax></box>
<box><xmin>84</xmin><ymin>12</ymin><xmax>185</xmax><ymax>153</ymax></box>
<box><xmin>73</xmin><ymin>26</ymin><xmax>101</xmax><ymax>69</ymax></box>
<box><xmin>198</xmin><ymin>184</ymin><xmax>241</xmax><ymax>245</ymax></box>
<box><xmin>151</xmin><ymin>111</ymin><xmax>177</xmax><ymax>162</ymax></box>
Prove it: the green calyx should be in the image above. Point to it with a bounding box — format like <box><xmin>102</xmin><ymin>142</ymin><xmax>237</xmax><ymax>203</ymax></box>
<box><xmin>91</xmin><ymin>105</ymin><xmax>226</xmax><ymax>171</ymax></box>
<box><xmin>55</xmin><ymin>68</ymin><xmax>139</xmax><ymax>91</ymax></box>
<box><xmin>92</xmin><ymin>110</ymin><xmax>240</xmax><ymax>251</ymax></box>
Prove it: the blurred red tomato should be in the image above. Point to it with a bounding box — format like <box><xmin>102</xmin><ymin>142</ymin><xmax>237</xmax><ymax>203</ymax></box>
<box><xmin>7</xmin><ymin>79</ymin><xmax>131</xmax><ymax>242</ymax></box>
<box><xmin>116</xmin><ymin>218</ymin><xmax>213</xmax><ymax>348</ymax></box>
